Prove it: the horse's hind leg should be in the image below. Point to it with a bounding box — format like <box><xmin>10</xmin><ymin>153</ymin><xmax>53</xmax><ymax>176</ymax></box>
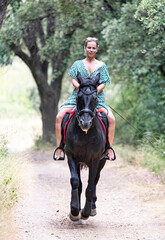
<box><xmin>68</xmin><ymin>155</ymin><xmax>80</xmax><ymax>221</ymax></box>
<box><xmin>91</xmin><ymin>158</ymin><xmax>106</xmax><ymax>216</ymax></box>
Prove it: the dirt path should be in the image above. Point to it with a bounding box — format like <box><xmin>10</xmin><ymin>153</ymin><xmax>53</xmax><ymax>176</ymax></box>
<box><xmin>5</xmin><ymin>150</ymin><xmax>165</xmax><ymax>240</ymax></box>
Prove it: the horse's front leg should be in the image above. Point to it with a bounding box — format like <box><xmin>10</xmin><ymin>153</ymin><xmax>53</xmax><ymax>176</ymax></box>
<box><xmin>77</xmin><ymin>164</ymin><xmax>82</xmax><ymax>211</ymax></box>
<box><xmin>91</xmin><ymin>158</ymin><xmax>106</xmax><ymax>216</ymax></box>
<box><xmin>67</xmin><ymin>154</ymin><xmax>80</xmax><ymax>221</ymax></box>
<box><xmin>81</xmin><ymin>160</ymin><xmax>100</xmax><ymax>220</ymax></box>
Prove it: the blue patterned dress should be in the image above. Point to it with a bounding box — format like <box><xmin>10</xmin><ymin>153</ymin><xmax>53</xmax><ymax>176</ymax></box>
<box><xmin>60</xmin><ymin>60</ymin><xmax>110</xmax><ymax>110</ymax></box>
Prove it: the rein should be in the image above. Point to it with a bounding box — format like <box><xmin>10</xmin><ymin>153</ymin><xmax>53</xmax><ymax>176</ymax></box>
<box><xmin>79</xmin><ymin>88</ymin><xmax>97</xmax><ymax>96</ymax></box>
<box><xmin>78</xmin><ymin>108</ymin><xmax>97</xmax><ymax>117</ymax></box>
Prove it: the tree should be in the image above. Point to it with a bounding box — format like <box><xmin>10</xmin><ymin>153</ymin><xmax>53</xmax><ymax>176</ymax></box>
<box><xmin>135</xmin><ymin>0</ymin><xmax>165</xmax><ymax>78</ymax></box>
<box><xmin>135</xmin><ymin>0</ymin><xmax>165</xmax><ymax>33</ymax></box>
<box><xmin>0</xmin><ymin>0</ymin><xmax>113</xmax><ymax>143</ymax></box>
<box><xmin>0</xmin><ymin>0</ymin><xmax>83</xmax><ymax>142</ymax></box>
<box><xmin>102</xmin><ymin>1</ymin><xmax>165</xmax><ymax>143</ymax></box>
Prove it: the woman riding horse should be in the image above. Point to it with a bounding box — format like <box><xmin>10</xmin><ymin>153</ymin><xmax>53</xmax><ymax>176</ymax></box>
<box><xmin>55</xmin><ymin>37</ymin><xmax>115</xmax><ymax>160</ymax></box>
<box><xmin>64</xmin><ymin>72</ymin><xmax>111</xmax><ymax>220</ymax></box>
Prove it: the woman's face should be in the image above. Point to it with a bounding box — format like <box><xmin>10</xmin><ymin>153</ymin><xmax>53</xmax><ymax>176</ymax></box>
<box><xmin>84</xmin><ymin>41</ymin><xmax>98</xmax><ymax>58</ymax></box>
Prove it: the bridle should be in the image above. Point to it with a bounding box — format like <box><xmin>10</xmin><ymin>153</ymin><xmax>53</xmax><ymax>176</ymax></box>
<box><xmin>76</xmin><ymin>84</ymin><xmax>98</xmax><ymax>122</ymax></box>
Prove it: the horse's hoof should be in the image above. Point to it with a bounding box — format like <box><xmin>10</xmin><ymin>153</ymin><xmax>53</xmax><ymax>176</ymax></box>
<box><xmin>80</xmin><ymin>210</ymin><xmax>89</xmax><ymax>220</ymax></box>
<box><xmin>69</xmin><ymin>212</ymin><xmax>81</xmax><ymax>221</ymax></box>
<box><xmin>90</xmin><ymin>208</ymin><xmax>97</xmax><ymax>216</ymax></box>
<box><xmin>72</xmin><ymin>219</ymin><xmax>82</xmax><ymax>225</ymax></box>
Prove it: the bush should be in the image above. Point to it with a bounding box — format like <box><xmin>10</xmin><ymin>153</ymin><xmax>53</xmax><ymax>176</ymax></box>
<box><xmin>116</xmin><ymin>135</ymin><xmax>165</xmax><ymax>181</ymax></box>
<box><xmin>0</xmin><ymin>136</ymin><xmax>19</xmax><ymax>211</ymax></box>
<box><xmin>140</xmin><ymin>135</ymin><xmax>165</xmax><ymax>176</ymax></box>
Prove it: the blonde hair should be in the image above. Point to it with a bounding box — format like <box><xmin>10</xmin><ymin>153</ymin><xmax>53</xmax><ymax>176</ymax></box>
<box><xmin>84</xmin><ymin>37</ymin><xmax>99</xmax><ymax>48</ymax></box>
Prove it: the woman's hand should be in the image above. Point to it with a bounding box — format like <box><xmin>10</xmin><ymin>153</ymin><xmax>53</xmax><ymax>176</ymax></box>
<box><xmin>97</xmin><ymin>83</ymin><xmax>106</xmax><ymax>94</ymax></box>
<box><xmin>72</xmin><ymin>79</ymin><xmax>80</xmax><ymax>92</ymax></box>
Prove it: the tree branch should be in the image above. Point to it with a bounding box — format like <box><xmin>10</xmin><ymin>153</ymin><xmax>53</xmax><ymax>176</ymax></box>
<box><xmin>103</xmin><ymin>0</ymin><xmax>114</xmax><ymax>12</ymax></box>
<box><xmin>0</xmin><ymin>0</ymin><xmax>11</xmax><ymax>29</ymax></box>
<box><xmin>159</xmin><ymin>65</ymin><xmax>165</xmax><ymax>78</ymax></box>
<box><xmin>36</xmin><ymin>20</ymin><xmax>45</xmax><ymax>47</ymax></box>
<box><xmin>10</xmin><ymin>43</ymin><xmax>32</xmax><ymax>68</ymax></box>
<box><xmin>23</xmin><ymin>22</ymin><xmax>39</xmax><ymax>57</ymax></box>
<box><xmin>47</xmin><ymin>13</ymin><xmax>55</xmax><ymax>36</ymax></box>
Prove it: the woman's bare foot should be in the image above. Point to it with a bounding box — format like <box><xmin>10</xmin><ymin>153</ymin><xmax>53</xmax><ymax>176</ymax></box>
<box><xmin>107</xmin><ymin>148</ymin><xmax>115</xmax><ymax>160</ymax></box>
<box><xmin>55</xmin><ymin>148</ymin><xmax>62</xmax><ymax>160</ymax></box>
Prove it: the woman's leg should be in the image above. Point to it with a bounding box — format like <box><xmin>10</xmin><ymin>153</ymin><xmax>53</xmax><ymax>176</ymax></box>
<box><xmin>98</xmin><ymin>107</ymin><xmax>115</xmax><ymax>159</ymax></box>
<box><xmin>55</xmin><ymin>107</ymin><xmax>74</xmax><ymax>159</ymax></box>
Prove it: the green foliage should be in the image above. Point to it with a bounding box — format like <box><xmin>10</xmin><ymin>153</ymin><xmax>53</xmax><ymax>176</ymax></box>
<box><xmin>0</xmin><ymin>0</ymin><xmax>114</xmax><ymax>68</ymax></box>
<box><xmin>0</xmin><ymin>136</ymin><xmax>8</xmax><ymax>158</ymax></box>
<box><xmin>102</xmin><ymin>1</ymin><xmax>165</xmax><ymax>146</ymax></box>
<box><xmin>139</xmin><ymin>135</ymin><xmax>165</xmax><ymax>177</ymax></box>
<box><xmin>116</xmin><ymin>138</ymin><xmax>165</xmax><ymax>179</ymax></box>
<box><xmin>135</xmin><ymin>0</ymin><xmax>165</xmax><ymax>33</ymax></box>
<box><xmin>0</xmin><ymin>42</ymin><xmax>12</xmax><ymax>65</ymax></box>
<box><xmin>0</xmin><ymin>59</ymin><xmax>38</xmax><ymax>118</ymax></box>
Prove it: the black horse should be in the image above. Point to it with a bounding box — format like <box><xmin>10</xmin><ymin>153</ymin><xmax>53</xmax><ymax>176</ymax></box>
<box><xmin>54</xmin><ymin>72</ymin><xmax>115</xmax><ymax>221</ymax></box>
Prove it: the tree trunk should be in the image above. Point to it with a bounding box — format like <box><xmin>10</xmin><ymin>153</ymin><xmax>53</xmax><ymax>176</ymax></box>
<box><xmin>30</xmin><ymin>63</ymin><xmax>58</xmax><ymax>144</ymax></box>
<box><xmin>9</xmin><ymin>18</ymin><xmax>73</xmax><ymax>144</ymax></box>
<box><xmin>40</xmin><ymin>91</ymin><xmax>57</xmax><ymax>143</ymax></box>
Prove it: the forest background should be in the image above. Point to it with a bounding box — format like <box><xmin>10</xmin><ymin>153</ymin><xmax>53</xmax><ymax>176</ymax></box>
<box><xmin>0</xmin><ymin>0</ymin><xmax>165</xmax><ymax>216</ymax></box>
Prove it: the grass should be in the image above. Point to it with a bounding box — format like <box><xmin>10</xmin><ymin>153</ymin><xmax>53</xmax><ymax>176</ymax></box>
<box><xmin>0</xmin><ymin>136</ymin><xmax>22</xmax><ymax>213</ymax></box>
<box><xmin>33</xmin><ymin>135</ymin><xmax>55</xmax><ymax>151</ymax></box>
<box><xmin>0</xmin><ymin>58</ymin><xmax>36</xmax><ymax>236</ymax></box>
<box><xmin>0</xmin><ymin>135</ymin><xmax>28</xmax><ymax>239</ymax></box>
<box><xmin>116</xmin><ymin>140</ymin><xmax>165</xmax><ymax>182</ymax></box>
<box><xmin>0</xmin><ymin>156</ymin><xmax>18</xmax><ymax>209</ymax></box>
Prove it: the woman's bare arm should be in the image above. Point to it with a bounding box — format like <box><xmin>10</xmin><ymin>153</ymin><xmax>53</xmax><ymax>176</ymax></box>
<box><xmin>72</xmin><ymin>79</ymin><xmax>80</xmax><ymax>91</ymax></box>
<box><xmin>97</xmin><ymin>83</ymin><xmax>106</xmax><ymax>94</ymax></box>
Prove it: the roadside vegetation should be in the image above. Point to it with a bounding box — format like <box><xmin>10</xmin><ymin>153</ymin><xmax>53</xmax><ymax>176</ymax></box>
<box><xmin>0</xmin><ymin>135</ymin><xmax>21</xmax><ymax>231</ymax></box>
<box><xmin>0</xmin><ymin>59</ymin><xmax>38</xmax><ymax>230</ymax></box>
<box><xmin>116</xmin><ymin>142</ymin><xmax>165</xmax><ymax>182</ymax></box>
<box><xmin>0</xmin><ymin>136</ymin><xmax>18</xmax><ymax>210</ymax></box>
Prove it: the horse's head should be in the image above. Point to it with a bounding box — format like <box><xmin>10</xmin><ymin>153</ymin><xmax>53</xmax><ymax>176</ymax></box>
<box><xmin>76</xmin><ymin>71</ymin><xmax>100</xmax><ymax>133</ymax></box>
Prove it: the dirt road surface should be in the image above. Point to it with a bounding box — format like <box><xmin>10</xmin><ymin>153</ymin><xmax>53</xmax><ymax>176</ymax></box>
<box><xmin>4</xmin><ymin>149</ymin><xmax>165</xmax><ymax>240</ymax></box>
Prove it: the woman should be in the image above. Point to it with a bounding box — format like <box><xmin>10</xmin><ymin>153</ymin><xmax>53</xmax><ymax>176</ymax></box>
<box><xmin>55</xmin><ymin>37</ymin><xmax>115</xmax><ymax>160</ymax></box>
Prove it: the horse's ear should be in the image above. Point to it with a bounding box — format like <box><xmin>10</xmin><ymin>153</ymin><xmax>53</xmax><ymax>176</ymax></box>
<box><xmin>94</xmin><ymin>73</ymin><xmax>100</xmax><ymax>86</ymax></box>
<box><xmin>77</xmin><ymin>71</ymin><xmax>83</xmax><ymax>84</ymax></box>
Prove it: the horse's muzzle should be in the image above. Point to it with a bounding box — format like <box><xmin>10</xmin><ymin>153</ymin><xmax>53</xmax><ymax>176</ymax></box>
<box><xmin>79</xmin><ymin>117</ymin><xmax>92</xmax><ymax>133</ymax></box>
<box><xmin>79</xmin><ymin>118</ymin><xmax>92</xmax><ymax>132</ymax></box>
<box><xmin>76</xmin><ymin>108</ymin><xmax>96</xmax><ymax>132</ymax></box>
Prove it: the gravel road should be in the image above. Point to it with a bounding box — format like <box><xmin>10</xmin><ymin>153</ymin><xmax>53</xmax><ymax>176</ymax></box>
<box><xmin>4</xmin><ymin>150</ymin><xmax>165</xmax><ymax>240</ymax></box>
